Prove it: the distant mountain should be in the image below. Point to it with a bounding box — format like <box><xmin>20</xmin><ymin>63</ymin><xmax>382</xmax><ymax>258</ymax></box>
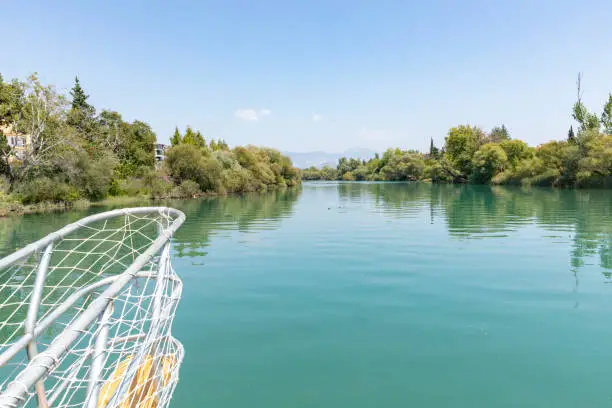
<box><xmin>285</xmin><ymin>148</ymin><xmax>377</xmax><ymax>169</ymax></box>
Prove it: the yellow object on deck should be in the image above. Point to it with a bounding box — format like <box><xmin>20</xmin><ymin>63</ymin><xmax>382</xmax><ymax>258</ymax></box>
<box><xmin>97</xmin><ymin>354</ymin><xmax>177</xmax><ymax>408</ymax></box>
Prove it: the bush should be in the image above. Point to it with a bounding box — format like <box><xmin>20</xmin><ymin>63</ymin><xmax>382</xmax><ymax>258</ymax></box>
<box><xmin>500</xmin><ymin>139</ymin><xmax>533</xmax><ymax>167</ymax></box>
<box><xmin>0</xmin><ymin>176</ymin><xmax>10</xmax><ymax>195</ymax></box>
<box><xmin>342</xmin><ymin>171</ymin><xmax>355</xmax><ymax>181</ymax></box>
<box><xmin>222</xmin><ymin>167</ymin><xmax>254</xmax><ymax>192</ymax></box>
<box><xmin>150</xmin><ymin>178</ymin><xmax>173</xmax><ymax>198</ymax></box>
<box><xmin>17</xmin><ymin>177</ymin><xmax>80</xmax><ymax>204</ymax></box>
<box><xmin>367</xmin><ymin>172</ymin><xmax>386</xmax><ymax>181</ymax></box>
<box><xmin>165</xmin><ymin>144</ymin><xmax>223</xmax><ymax>192</ymax></box>
<box><xmin>353</xmin><ymin>166</ymin><xmax>369</xmax><ymax>181</ymax></box>
<box><xmin>81</xmin><ymin>157</ymin><xmax>115</xmax><ymax>199</ymax></box>
<box><xmin>528</xmin><ymin>169</ymin><xmax>560</xmax><ymax>186</ymax></box>
<box><xmin>380</xmin><ymin>152</ymin><xmax>425</xmax><ymax>181</ymax></box>
<box><xmin>178</xmin><ymin>180</ymin><xmax>201</xmax><ymax>197</ymax></box>
<box><xmin>470</xmin><ymin>143</ymin><xmax>507</xmax><ymax>184</ymax></box>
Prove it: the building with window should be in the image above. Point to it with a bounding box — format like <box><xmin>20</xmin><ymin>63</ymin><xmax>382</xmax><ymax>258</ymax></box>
<box><xmin>0</xmin><ymin>124</ymin><xmax>31</xmax><ymax>162</ymax></box>
<box><xmin>154</xmin><ymin>143</ymin><xmax>167</xmax><ymax>166</ymax></box>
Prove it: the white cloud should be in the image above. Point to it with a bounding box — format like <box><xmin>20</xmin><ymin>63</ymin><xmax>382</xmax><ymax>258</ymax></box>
<box><xmin>312</xmin><ymin>113</ymin><xmax>322</xmax><ymax>122</ymax></box>
<box><xmin>234</xmin><ymin>108</ymin><xmax>271</xmax><ymax>121</ymax></box>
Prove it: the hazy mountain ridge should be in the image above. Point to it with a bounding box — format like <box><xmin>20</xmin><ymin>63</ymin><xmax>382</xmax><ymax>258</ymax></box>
<box><xmin>285</xmin><ymin>148</ymin><xmax>378</xmax><ymax>169</ymax></box>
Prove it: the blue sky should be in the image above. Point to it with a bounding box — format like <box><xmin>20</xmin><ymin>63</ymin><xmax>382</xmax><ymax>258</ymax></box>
<box><xmin>2</xmin><ymin>0</ymin><xmax>612</xmax><ymax>152</ymax></box>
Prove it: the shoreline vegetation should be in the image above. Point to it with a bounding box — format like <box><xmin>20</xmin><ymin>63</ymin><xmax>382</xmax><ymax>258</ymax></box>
<box><xmin>303</xmin><ymin>74</ymin><xmax>612</xmax><ymax>188</ymax></box>
<box><xmin>1</xmin><ymin>72</ymin><xmax>612</xmax><ymax>217</ymax></box>
<box><xmin>0</xmin><ymin>72</ymin><xmax>300</xmax><ymax>216</ymax></box>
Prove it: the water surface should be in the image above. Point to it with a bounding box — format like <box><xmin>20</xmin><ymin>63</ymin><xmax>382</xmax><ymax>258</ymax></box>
<box><xmin>2</xmin><ymin>183</ymin><xmax>612</xmax><ymax>407</ymax></box>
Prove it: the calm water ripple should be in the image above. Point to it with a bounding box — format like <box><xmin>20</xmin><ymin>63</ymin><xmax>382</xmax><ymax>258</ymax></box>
<box><xmin>1</xmin><ymin>183</ymin><xmax>612</xmax><ymax>407</ymax></box>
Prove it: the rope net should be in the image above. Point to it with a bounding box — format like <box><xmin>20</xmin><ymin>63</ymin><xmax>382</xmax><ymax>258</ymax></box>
<box><xmin>0</xmin><ymin>209</ymin><xmax>184</xmax><ymax>408</ymax></box>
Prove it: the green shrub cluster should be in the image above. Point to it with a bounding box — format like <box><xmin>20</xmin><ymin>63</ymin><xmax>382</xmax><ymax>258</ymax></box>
<box><xmin>302</xmin><ymin>77</ymin><xmax>612</xmax><ymax>188</ymax></box>
<box><xmin>0</xmin><ymin>73</ymin><xmax>300</xmax><ymax>206</ymax></box>
<box><xmin>160</xmin><ymin>136</ymin><xmax>299</xmax><ymax>196</ymax></box>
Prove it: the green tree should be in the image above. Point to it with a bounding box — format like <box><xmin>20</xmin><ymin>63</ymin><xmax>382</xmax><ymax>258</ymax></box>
<box><xmin>471</xmin><ymin>143</ymin><xmax>507</xmax><ymax>183</ymax></box>
<box><xmin>489</xmin><ymin>124</ymin><xmax>510</xmax><ymax>143</ymax></box>
<box><xmin>444</xmin><ymin>125</ymin><xmax>485</xmax><ymax>176</ymax></box>
<box><xmin>0</xmin><ymin>74</ymin><xmax>24</xmax><ymax>126</ymax></box>
<box><xmin>0</xmin><ymin>130</ymin><xmax>10</xmax><ymax>177</ymax></box>
<box><xmin>165</xmin><ymin>144</ymin><xmax>221</xmax><ymax>191</ymax></box>
<box><xmin>380</xmin><ymin>152</ymin><xmax>425</xmax><ymax>181</ymax></box>
<box><xmin>572</xmin><ymin>73</ymin><xmax>600</xmax><ymax>133</ymax></box>
<box><xmin>70</xmin><ymin>76</ymin><xmax>91</xmax><ymax>111</ymax></box>
<box><xmin>210</xmin><ymin>138</ymin><xmax>229</xmax><ymax>151</ymax></box>
<box><xmin>182</xmin><ymin>126</ymin><xmax>207</xmax><ymax>149</ymax></box>
<box><xmin>576</xmin><ymin>135</ymin><xmax>612</xmax><ymax>184</ymax></box>
<box><xmin>170</xmin><ymin>127</ymin><xmax>182</xmax><ymax>146</ymax></box>
<box><xmin>601</xmin><ymin>94</ymin><xmax>612</xmax><ymax>135</ymax></box>
<box><xmin>115</xmin><ymin>120</ymin><xmax>156</xmax><ymax>176</ymax></box>
<box><xmin>500</xmin><ymin>139</ymin><xmax>533</xmax><ymax>167</ymax></box>
<box><xmin>321</xmin><ymin>165</ymin><xmax>338</xmax><ymax>180</ymax></box>
<box><xmin>337</xmin><ymin>156</ymin><xmax>361</xmax><ymax>177</ymax></box>
<box><xmin>15</xmin><ymin>74</ymin><xmax>68</xmax><ymax>181</ymax></box>
<box><xmin>568</xmin><ymin>125</ymin><xmax>576</xmax><ymax>144</ymax></box>
<box><xmin>429</xmin><ymin>138</ymin><xmax>440</xmax><ymax>159</ymax></box>
<box><xmin>67</xmin><ymin>76</ymin><xmax>98</xmax><ymax>139</ymax></box>
<box><xmin>342</xmin><ymin>171</ymin><xmax>355</xmax><ymax>181</ymax></box>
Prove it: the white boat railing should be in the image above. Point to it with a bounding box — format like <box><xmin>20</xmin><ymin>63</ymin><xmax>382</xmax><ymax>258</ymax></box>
<box><xmin>0</xmin><ymin>207</ymin><xmax>185</xmax><ymax>408</ymax></box>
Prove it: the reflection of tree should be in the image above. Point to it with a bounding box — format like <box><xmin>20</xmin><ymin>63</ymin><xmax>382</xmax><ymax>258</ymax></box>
<box><xmin>337</xmin><ymin>182</ymin><xmax>432</xmax><ymax>216</ymax></box>
<box><xmin>337</xmin><ymin>182</ymin><xmax>612</xmax><ymax>276</ymax></box>
<box><xmin>0</xmin><ymin>188</ymin><xmax>301</xmax><ymax>262</ymax></box>
<box><xmin>0</xmin><ymin>210</ymin><xmax>96</xmax><ymax>257</ymax></box>
<box><xmin>0</xmin><ymin>189</ymin><xmax>302</xmax><ymax>348</ymax></box>
<box><xmin>169</xmin><ymin>188</ymin><xmax>301</xmax><ymax>258</ymax></box>
<box><xmin>443</xmin><ymin>186</ymin><xmax>612</xmax><ymax>274</ymax></box>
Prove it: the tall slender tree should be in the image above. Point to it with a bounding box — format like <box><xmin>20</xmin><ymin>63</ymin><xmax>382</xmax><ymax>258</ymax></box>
<box><xmin>170</xmin><ymin>127</ymin><xmax>182</xmax><ymax>146</ymax></box>
<box><xmin>601</xmin><ymin>94</ymin><xmax>612</xmax><ymax>135</ymax></box>
<box><xmin>0</xmin><ymin>129</ymin><xmax>11</xmax><ymax>177</ymax></box>
<box><xmin>70</xmin><ymin>76</ymin><xmax>90</xmax><ymax>111</ymax></box>
<box><xmin>568</xmin><ymin>125</ymin><xmax>576</xmax><ymax>143</ymax></box>
<box><xmin>429</xmin><ymin>137</ymin><xmax>440</xmax><ymax>159</ymax></box>
<box><xmin>572</xmin><ymin>73</ymin><xmax>600</xmax><ymax>132</ymax></box>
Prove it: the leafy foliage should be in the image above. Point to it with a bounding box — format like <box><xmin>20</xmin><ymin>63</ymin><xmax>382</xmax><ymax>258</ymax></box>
<box><xmin>471</xmin><ymin>143</ymin><xmax>507</xmax><ymax>183</ymax></box>
<box><xmin>488</xmin><ymin>124</ymin><xmax>510</xmax><ymax>143</ymax></box>
<box><xmin>303</xmin><ymin>75</ymin><xmax>612</xmax><ymax>188</ymax></box>
<box><xmin>444</xmin><ymin>125</ymin><xmax>486</xmax><ymax>176</ymax></box>
<box><xmin>0</xmin><ymin>72</ymin><xmax>300</xmax><ymax>205</ymax></box>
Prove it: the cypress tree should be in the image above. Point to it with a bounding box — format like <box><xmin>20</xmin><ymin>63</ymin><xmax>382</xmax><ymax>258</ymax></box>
<box><xmin>170</xmin><ymin>127</ymin><xmax>182</xmax><ymax>146</ymax></box>
<box><xmin>568</xmin><ymin>125</ymin><xmax>576</xmax><ymax>144</ymax></box>
<box><xmin>70</xmin><ymin>76</ymin><xmax>90</xmax><ymax>111</ymax></box>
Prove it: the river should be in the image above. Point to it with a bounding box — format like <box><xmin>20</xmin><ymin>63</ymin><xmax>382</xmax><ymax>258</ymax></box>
<box><xmin>1</xmin><ymin>182</ymin><xmax>612</xmax><ymax>407</ymax></box>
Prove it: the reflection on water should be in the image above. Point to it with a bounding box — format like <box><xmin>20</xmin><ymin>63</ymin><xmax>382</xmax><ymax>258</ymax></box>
<box><xmin>1</xmin><ymin>184</ymin><xmax>611</xmax><ymax>276</ymax></box>
<box><xmin>335</xmin><ymin>182</ymin><xmax>612</xmax><ymax>275</ymax></box>
<box><xmin>3</xmin><ymin>183</ymin><xmax>612</xmax><ymax>407</ymax></box>
<box><xmin>168</xmin><ymin>188</ymin><xmax>301</xmax><ymax>258</ymax></box>
<box><xmin>0</xmin><ymin>188</ymin><xmax>302</xmax><ymax>260</ymax></box>
<box><xmin>1</xmin><ymin>183</ymin><xmax>611</xmax><ymax>275</ymax></box>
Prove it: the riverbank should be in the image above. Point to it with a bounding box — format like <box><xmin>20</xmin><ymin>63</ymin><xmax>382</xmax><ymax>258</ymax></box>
<box><xmin>0</xmin><ymin>185</ymin><xmax>302</xmax><ymax>217</ymax></box>
<box><xmin>0</xmin><ymin>196</ymin><xmax>139</xmax><ymax>217</ymax></box>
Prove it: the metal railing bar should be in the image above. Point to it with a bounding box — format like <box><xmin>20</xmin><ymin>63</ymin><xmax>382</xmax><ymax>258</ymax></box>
<box><xmin>24</xmin><ymin>243</ymin><xmax>53</xmax><ymax>408</ymax></box>
<box><xmin>0</xmin><ymin>270</ymin><xmax>178</xmax><ymax>368</ymax></box>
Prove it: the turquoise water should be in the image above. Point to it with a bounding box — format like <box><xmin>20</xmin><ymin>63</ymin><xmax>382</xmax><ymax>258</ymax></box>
<box><xmin>2</xmin><ymin>182</ymin><xmax>612</xmax><ymax>406</ymax></box>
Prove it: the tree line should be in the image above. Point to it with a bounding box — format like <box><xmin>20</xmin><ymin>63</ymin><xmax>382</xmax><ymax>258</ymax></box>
<box><xmin>0</xmin><ymin>72</ymin><xmax>300</xmax><ymax>207</ymax></box>
<box><xmin>303</xmin><ymin>75</ymin><xmax>612</xmax><ymax>188</ymax></box>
